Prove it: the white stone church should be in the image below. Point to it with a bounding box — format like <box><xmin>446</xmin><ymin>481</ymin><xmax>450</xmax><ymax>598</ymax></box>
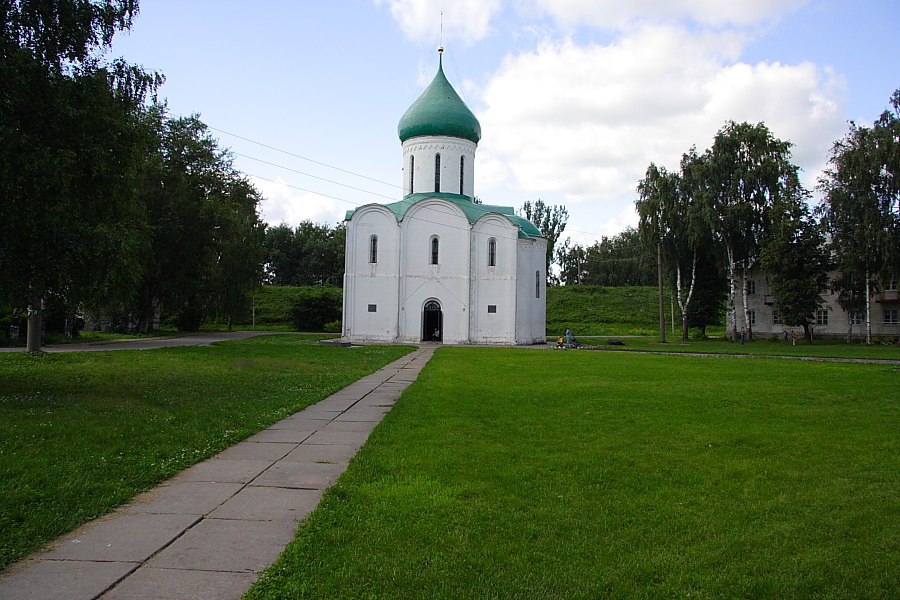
<box><xmin>342</xmin><ymin>51</ymin><xmax>547</xmax><ymax>345</ymax></box>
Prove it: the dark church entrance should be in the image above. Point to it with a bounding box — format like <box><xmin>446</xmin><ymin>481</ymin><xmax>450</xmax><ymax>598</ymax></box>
<box><xmin>422</xmin><ymin>300</ymin><xmax>443</xmax><ymax>342</ymax></box>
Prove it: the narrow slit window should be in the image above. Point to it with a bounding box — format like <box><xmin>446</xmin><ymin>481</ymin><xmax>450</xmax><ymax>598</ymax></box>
<box><xmin>409</xmin><ymin>155</ymin><xmax>414</xmax><ymax>193</ymax></box>
<box><xmin>459</xmin><ymin>156</ymin><xmax>465</xmax><ymax>194</ymax></box>
<box><xmin>369</xmin><ymin>236</ymin><xmax>378</xmax><ymax>263</ymax></box>
<box><xmin>434</xmin><ymin>153</ymin><xmax>441</xmax><ymax>192</ymax></box>
<box><xmin>536</xmin><ymin>271</ymin><xmax>541</xmax><ymax>298</ymax></box>
<box><xmin>431</xmin><ymin>237</ymin><xmax>439</xmax><ymax>265</ymax></box>
<box><xmin>488</xmin><ymin>239</ymin><xmax>496</xmax><ymax>267</ymax></box>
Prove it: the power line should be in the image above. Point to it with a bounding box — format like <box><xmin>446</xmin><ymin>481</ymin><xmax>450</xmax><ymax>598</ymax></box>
<box><xmin>209</xmin><ymin>126</ymin><xmax>400</xmax><ymax>191</ymax></box>
<box><xmin>233</xmin><ymin>152</ymin><xmax>397</xmax><ymax>202</ymax></box>
<box><xmin>202</xmin><ymin>118</ymin><xmax>629</xmax><ymax>242</ymax></box>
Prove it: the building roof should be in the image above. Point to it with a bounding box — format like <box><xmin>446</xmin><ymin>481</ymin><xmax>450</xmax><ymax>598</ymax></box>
<box><xmin>345</xmin><ymin>193</ymin><xmax>544</xmax><ymax>239</ymax></box>
<box><xmin>397</xmin><ymin>55</ymin><xmax>482</xmax><ymax>145</ymax></box>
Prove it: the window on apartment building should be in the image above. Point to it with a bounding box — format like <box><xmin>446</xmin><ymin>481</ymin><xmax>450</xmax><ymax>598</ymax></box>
<box><xmin>746</xmin><ymin>280</ymin><xmax>756</xmax><ymax>295</ymax></box>
<box><xmin>886</xmin><ymin>280</ymin><xmax>898</xmax><ymax>291</ymax></box>
<box><xmin>850</xmin><ymin>311</ymin><xmax>863</xmax><ymax>326</ymax></box>
<box><xmin>885</xmin><ymin>308</ymin><xmax>898</xmax><ymax>326</ymax></box>
<box><xmin>816</xmin><ymin>309</ymin><xmax>829</xmax><ymax>326</ymax></box>
<box><xmin>773</xmin><ymin>310</ymin><xmax>781</xmax><ymax>325</ymax></box>
<box><xmin>748</xmin><ymin>310</ymin><xmax>756</xmax><ymax>326</ymax></box>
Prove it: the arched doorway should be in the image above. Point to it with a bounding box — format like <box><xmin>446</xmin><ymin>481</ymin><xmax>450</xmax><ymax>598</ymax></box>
<box><xmin>422</xmin><ymin>300</ymin><xmax>443</xmax><ymax>342</ymax></box>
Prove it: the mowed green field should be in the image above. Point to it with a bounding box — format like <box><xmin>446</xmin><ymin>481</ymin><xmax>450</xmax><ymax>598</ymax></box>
<box><xmin>247</xmin><ymin>348</ymin><xmax>900</xmax><ymax>600</ymax></box>
<box><xmin>0</xmin><ymin>336</ymin><xmax>415</xmax><ymax>570</ymax></box>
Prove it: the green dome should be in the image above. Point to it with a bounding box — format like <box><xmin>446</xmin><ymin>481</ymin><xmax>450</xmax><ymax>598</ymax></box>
<box><xmin>398</xmin><ymin>56</ymin><xmax>482</xmax><ymax>144</ymax></box>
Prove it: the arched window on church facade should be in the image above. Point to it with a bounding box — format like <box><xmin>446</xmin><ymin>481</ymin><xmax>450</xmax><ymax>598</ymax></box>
<box><xmin>536</xmin><ymin>270</ymin><xmax>541</xmax><ymax>298</ymax></box>
<box><xmin>459</xmin><ymin>156</ymin><xmax>465</xmax><ymax>195</ymax></box>
<box><xmin>409</xmin><ymin>155</ymin><xmax>414</xmax><ymax>194</ymax></box>
<box><xmin>369</xmin><ymin>235</ymin><xmax>378</xmax><ymax>264</ymax></box>
<box><xmin>488</xmin><ymin>238</ymin><xmax>496</xmax><ymax>267</ymax></box>
<box><xmin>434</xmin><ymin>153</ymin><xmax>441</xmax><ymax>192</ymax></box>
<box><xmin>430</xmin><ymin>236</ymin><xmax>439</xmax><ymax>265</ymax></box>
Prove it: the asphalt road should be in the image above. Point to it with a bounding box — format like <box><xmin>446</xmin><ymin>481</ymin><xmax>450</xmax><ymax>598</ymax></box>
<box><xmin>0</xmin><ymin>331</ymin><xmax>292</xmax><ymax>353</ymax></box>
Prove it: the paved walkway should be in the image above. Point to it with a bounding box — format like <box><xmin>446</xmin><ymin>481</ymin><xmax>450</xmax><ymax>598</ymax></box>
<box><xmin>0</xmin><ymin>346</ymin><xmax>436</xmax><ymax>600</ymax></box>
<box><xmin>0</xmin><ymin>331</ymin><xmax>293</xmax><ymax>353</ymax></box>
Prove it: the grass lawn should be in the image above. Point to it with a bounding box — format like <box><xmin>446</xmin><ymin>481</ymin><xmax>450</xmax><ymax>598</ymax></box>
<box><xmin>247</xmin><ymin>348</ymin><xmax>900</xmax><ymax>600</ymax></box>
<box><xmin>581</xmin><ymin>335</ymin><xmax>900</xmax><ymax>361</ymax></box>
<box><xmin>0</xmin><ymin>335</ymin><xmax>414</xmax><ymax>570</ymax></box>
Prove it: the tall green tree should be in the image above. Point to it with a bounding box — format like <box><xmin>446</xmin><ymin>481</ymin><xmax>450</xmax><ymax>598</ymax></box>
<box><xmin>557</xmin><ymin>228</ymin><xmax>656</xmax><ymax>287</ymax></box>
<box><xmin>263</xmin><ymin>221</ymin><xmax>345</xmax><ymax>287</ymax></box>
<box><xmin>129</xmin><ymin>113</ymin><xmax>264</xmax><ymax>332</ymax></box>
<box><xmin>819</xmin><ymin>90</ymin><xmax>900</xmax><ymax>343</ymax></box>
<box><xmin>684</xmin><ymin>243</ymin><xmax>728</xmax><ymax>337</ymax></box>
<box><xmin>636</xmin><ymin>151</ymin><xmax>726</xmax><ymax>341</ymax></box>
<box><xmin>0</xmin><ymin>0</ymin><xmax>159</xmax><ymax>350</ymax></box>
<box><xmin>759</xmin><ymin>200</ymin><xmax>830</xmax><ymax>343</ymax></box>
<box><xmin>701</xmin><ymin>121</ymin><xmax>804</xmax><ymax>341</ymax></box>
<box><xmin>519</xmin><ymin>200</ymin><xmax>568</xmax><ymax>283</ymax></box>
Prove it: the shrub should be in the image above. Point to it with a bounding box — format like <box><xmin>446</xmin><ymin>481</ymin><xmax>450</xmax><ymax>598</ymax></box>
<box><xmin>289</xmin><ymin>286</ymin><xmax>342</xmax><ymax>332</ymax></box>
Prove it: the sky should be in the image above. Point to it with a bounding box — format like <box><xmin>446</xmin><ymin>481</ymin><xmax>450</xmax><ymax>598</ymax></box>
<box><xmin>110</xmin><ymin>0</ymin><xmax>900</xmax><ymax>246</ymax></box>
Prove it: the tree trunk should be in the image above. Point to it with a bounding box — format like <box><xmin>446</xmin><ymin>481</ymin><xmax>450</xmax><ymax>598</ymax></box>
<box><xmin>676</xmin><ymin>254</ymin><xmax>697</xmax><ymax>341</ymax></box>
<box><xmin>26</xmin><ymin>300</ymin><xmax>42</xmax><ymax>353</ymax></box>
<box><xmin>726</xmin><ymin>247</ymin><xmax>738</xmax><ymax>340</ymax></box>
<box><xmin>865</xmin><ymin>272</ymin><xmax>872</xmax><ymax>345</ymax></box>
<box><xmin>802</xmin><ymin>322</ymin><xmax>813</xmax><ymax>344</ymax></box>
<box><xmin>741</xmin><ymin>262</ymin><xmax>754</xmax><ymax>342</ymax></box>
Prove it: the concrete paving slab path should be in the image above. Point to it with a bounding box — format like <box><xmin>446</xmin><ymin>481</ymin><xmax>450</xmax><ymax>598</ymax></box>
<box><xmin>0</xmin><ymin>346</ymin><xmax>435</xmax><ymax>600</ymax></box>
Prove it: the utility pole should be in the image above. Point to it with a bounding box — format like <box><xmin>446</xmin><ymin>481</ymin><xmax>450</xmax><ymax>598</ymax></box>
<box><xmin>657</xmin><ymin>242</ymin><xmax>666</xmax><ymax>343</ymax></box>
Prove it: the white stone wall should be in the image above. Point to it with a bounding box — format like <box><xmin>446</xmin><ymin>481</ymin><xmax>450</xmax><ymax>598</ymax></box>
<box><xmin>470</xmin><ymin>215</ymin><xmax>519</xmax><ymax>344</ymax></box>
<box><xmin>515</xmin><ymin>237</ymin><xmax>548</xmax><ymax>344</ymax></box>
<box><xmin>397</xmin><ymin>199</ymin><xmax>472</xmax><ymax>343</ymax></box>
<box><xmin>402</xmin><ymin>137</ymin><xmax>477</xmax><ymax>196</ymax></box>
<box><xmin>343</xmin><ymin>205</ymin><xmax>400</xmax><ymax>342</ymax></box>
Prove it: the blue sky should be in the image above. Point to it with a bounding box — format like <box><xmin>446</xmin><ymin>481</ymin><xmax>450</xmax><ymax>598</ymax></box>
<box><xmin>110</xmin><ymin>0</ymin><xmax>899</xmax><ymax>245</ymax></box>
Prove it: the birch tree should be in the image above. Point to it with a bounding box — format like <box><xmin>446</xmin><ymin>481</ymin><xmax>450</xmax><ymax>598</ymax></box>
<box><xmin>701</xmin><ymin>122</ymin><xmax>803</xmax><ymax>341</ymax></box>
<box><xmin>820</xmin><ymin>90</ymin><xmax>900</xmax><ymax>343</ymax></box>
<box><xmin>636</xmin><ymin>159</ymin><xmax>711</xmax><ymax>341</ymax></box>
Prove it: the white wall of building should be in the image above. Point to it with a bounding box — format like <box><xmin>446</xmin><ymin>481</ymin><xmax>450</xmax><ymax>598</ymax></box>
<box><xmin>515</xmin><ymin>238</ymin><xmax>548</xmax><ymax>344</ymax></box>
<box><xmin>397</xmin><ymin>199</ymin><xmax>472</xmax><ymax>343</ymax></box>
<box><xmin>343</xmin><ymin>205</ymin><xmax>400</xmax><ymax>342</ymax></box>
<box><xmin>402</xmin><ymin>137</ymin><xmax>476</xmax><ymax>196</ymax></box>
<box><xmin>737</xmin><ymin>269</ymin><xmax>900</xmax><ymax>339</ymax></box>
<box><xmin>470</xmin><ymin>215</ymin><xmax>518</xmax><ymax>343</ymax></box>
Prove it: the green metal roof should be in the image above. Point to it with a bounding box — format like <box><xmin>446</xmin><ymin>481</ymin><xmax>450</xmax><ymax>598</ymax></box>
<box><xmin>345</xmin><ymin>193</ymin><xmax>543</xmax><ymax>239</ymax></box>
<box><xmin>397</xmin><ymin>56</ymin><xmax>482</xmax><ymax>144</ymax></box>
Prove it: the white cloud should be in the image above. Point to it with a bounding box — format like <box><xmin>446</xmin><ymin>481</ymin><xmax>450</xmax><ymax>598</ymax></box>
<box><xmin>524</xmin><ymin>0</ymin><xmax>810</xmax><ymax>29</ymax></box>
<box><xmin>374</xmin><ymin>0</ymin><xmax>503</xmax><ymax>42</ymax></box>
<box><xmin>476</xmin><ymin>24</ymin><xmax>846</xmax><ymax>213</ymax></box>
<box><xmin>375</xmin><ymin>0</ymin><xmax>811</xmax><ymax>43</ymax></box>
<box><xmin>253</xmin><ymin>177</ymin><xmax>346</xmax><ymax>228</ymax></box>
